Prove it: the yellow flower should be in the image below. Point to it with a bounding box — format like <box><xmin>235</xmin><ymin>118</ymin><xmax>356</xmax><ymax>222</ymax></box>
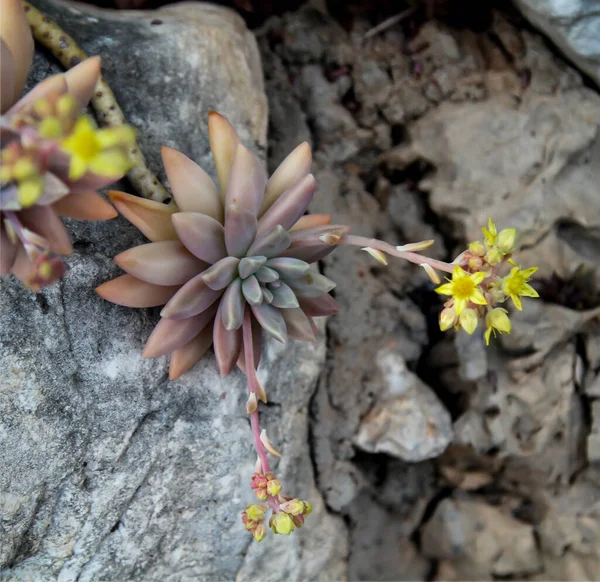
<box><xmin>482</xmin><ymin>217</ymin><xmax>497</xmax><ymax>249</ymax></box>
<box><xmin>501</xmin><ymin>266</ymin><xmax>539</xmax><ymax>310</ymax></box>
<box><xmin>61</xmin><ymin>116</ymin><xmax>135</xmax><ymax>180</ymax></box>
<box><xmin>253</xmin><ymin>524</ymin><xmax>267</xmax><ymax>542</ymax></box>
<box><xmin>270</xmin><ymin>512</ymin><xmax>295</xmax><ymax>535</ymax></box>
<box><xmin>245</xmin><ymin>504</ymin><xmax>267</xmax><ymax>522</ymax></box>
<box><xmin>435</xmin><ymin>265</ymin><xmax>487</xmax><ymax>315</ymax></box>
<box><xmin>484</xmin><ymin>308</ymin><xmax>512</xmax><ymax>345</ymax></box>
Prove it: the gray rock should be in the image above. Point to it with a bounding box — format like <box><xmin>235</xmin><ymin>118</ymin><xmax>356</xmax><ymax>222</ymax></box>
<box><xmin>515</xmin><ymin>0</ymin><xmax>600</xmax><ymax>87</ymax></box>
<box><xmin>421</xmin><ymin>496</ymin><xmax>543</xmax><ymax>579</ymax></box>
<box><xmin>354</xmin><ymin>347</ymin><xmax>453</xmax><ymax>462</ymax></box>
<box><xmin>1</xmin><ymin>2</ymin><xmax>346</xmax><ymax>581</ymax></box>
<box><xmin>588</xmin><ymin>401</ymin><xmax>600</xmax><ymax>463</ymax></box>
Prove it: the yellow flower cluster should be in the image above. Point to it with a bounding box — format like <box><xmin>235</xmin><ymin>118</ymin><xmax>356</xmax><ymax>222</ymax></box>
<box><xmin>435</xmin><ymin>218</ymin><xmax>539</xmax><ymax>345</ymax></box>
<box><xmin>0</xmin><ymin>142</ymin><xmax>44</xmax><ymax>208</ymax></box>
<box><xmin>244</xmin><ymin>471</ymin><xmax>312</xmax><ymax>541</ymax></box>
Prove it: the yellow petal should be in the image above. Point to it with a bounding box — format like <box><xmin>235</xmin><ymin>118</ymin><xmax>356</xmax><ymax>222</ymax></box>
<box><xmin>452</xmin><ymin>264</ymin><xmax>466</xmax><ymax>279</ymax></box>
<box><xmin>470</xmin><ymin>289</ymin><xmax>488</xmax><ymax>306</ymax></box>
<box><xmin>454</xmin><ymin>297</ymin><xmax>467</xmax><ymax>315</ymax></box>
<box><xmin>68</xmin><ymin>155</ymin><xmax>87</xmax><ymax>180</ymax></box>
<box><xmin>511</xmin><ymin>294</ymin><xmax>523</xmax><ymax>311</ymax></box>
<box><xmin>521</xmin><ymin>284</ymin><xmax>539</xmax><ymax>298</ymax></box>
<box><xmin>435</xmin><ymin>283</ymin><xmax>453</xmax><ymax>296</ymax></box>
<box><xmin>470</xmin><ymin>271</ymin><xmax>486</xmax><ymax>286</ymax></box>
<box><xmin>484</xmin><ymin>326</ymin><xmax>492</xmax><ymax>345</ymax></box>
<box><xmin>89</xmin><ymin>149</ymin><xmax>131</xmax><ymax>177</ymax></box>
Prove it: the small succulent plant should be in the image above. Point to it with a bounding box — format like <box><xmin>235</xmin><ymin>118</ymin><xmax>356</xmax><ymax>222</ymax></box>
<box><xmin>97</xmin><ymin>111</ymin><xmax>541</xmax><ymax>541</ymax></box>
<box><xmin>0</xmin><ymin>0</ymin><xmax>134</xmax><ymax>290</ymax></box>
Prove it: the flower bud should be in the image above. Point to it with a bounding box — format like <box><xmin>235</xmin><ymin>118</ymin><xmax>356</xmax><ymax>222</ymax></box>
<box><xmin>439</xmin><ymin>307</ymin><xmax>458</xmax><ymax>332</ymax></box>
<box><xmin>271</xmin><ymin>512</ymin><xmax>295</xmax><ymax>535</ymax></box>
<box><xmin>496</xmin><ymin>228</ymin><xmax>517</xmax><ymax>253</ymax></box>
<box><xmin>255</xmin><ymin>488</ymin><xmax>268</xmax><ymax>501</ymax></box>
<box><xmin>244</xmin><ymin>519</ymin><xmax>256</xmax><ymax>531</ymax></box>
<box><xmin>485</xmin><ymin>308</ymin><xmax>511</xmax><ymax>334</ymax></box>
<box><xmin>292</xmin><ymin>514</ymin><xmax>305</xmax><ymax>528</ymax></box>
<box><xmin>303</xmin><ymin>501</ymin><xmax>312</xmax><ymax>516</ymax></box>
<box><xmin>485</xmin><ymin>248</ymin><xmax>503</xmax><ymax>266</ymax></box>
<box><xmin>489</xmin><ymin>286</ymin><xmax>506</xmax><ymax>304</ymax></box>
<box><xmin>468</xmin><ymin>241</ymin><xmax>485</xmax><ymax>256</ymax></box>
<box><xmin>251</xmin><ymin>472</ymin><xmax>268</xmax><ymax>489</ymax></box>
<box><xmin>253</xmin><ymin>523</ymin><xmax>267</xmax><ymax>542</ymax></box>
<box><xmin>280</xmin><ymin>499</ymin><xmax>305</xmax><ymax>516</ymax></box>
<box><xmin>266</xmin><ymin>479</ymin><xmax>282</xmax><ymax>496</ymax></box>
<box><xmin>245</xmin><ymin>504</ymin><xmax>267</xmax><ymax>522</ymax></box>
<box><xmin>459</xmin><ymin>308</ymin><xmax>478</xmax><ymax>335</ymax></box>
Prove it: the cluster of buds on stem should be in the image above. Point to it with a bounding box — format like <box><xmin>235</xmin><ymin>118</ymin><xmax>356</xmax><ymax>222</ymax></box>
<box><xmin>243</xmin><ymin>470</ymin><xmax>312</xmax><ymax>541</ymax></box>
<box><xmin>436</xmin><ymin>218</ymin><xmax>539</xmax><ymax>343</ymax></box>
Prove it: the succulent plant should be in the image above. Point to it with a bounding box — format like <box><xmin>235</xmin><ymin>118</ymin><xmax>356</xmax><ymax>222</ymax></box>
<box><xmin>97</xmin><ymin>110</ymin><xmax>542</xmax><ymax>540</ymax></box>
<box><xmin>1</xmin><ymin>0</ymin><xmax>134</xmax><ymax>290</ymax></box>
<box><xmin>97</xmin><ymin>111</ymin><xmax>342</xmax><ymax>380</ymax></box>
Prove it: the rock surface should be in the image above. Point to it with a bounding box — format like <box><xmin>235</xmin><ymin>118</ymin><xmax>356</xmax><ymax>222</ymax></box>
<box><xmin>1</xmin><ymin>2</ymin><xmax>346</xmax><ymax>581</ymax></box>
<box><xmin>515</xmin><ymin>0</ymin><xmax>600</xmax><ymax>87</ymax></box>
<box><xmin>259</xmin><ymin>4</ymin><xmax>600</xmax><ymax>580</ymax></box>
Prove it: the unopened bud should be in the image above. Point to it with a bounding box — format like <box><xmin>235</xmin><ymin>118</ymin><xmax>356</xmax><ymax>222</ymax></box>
<box><xmin>260</xmin><ymin>430</ymin><xmax>282</xmax><ymax>457</ymax></box>
<box><xmin>253</xmin><ymin>523</ymin><xmax>267</xmax><ymax>542</ymax></box>
<box><xmin>459</xmin><ymin>308</ymin><xmax>479</xmax><ymax>335</ymax></box>
<box><xmin>362</xmin><ymin>247</ymin><xmax>388</xmax><ymax>265</ymax></box>
<box><xmin>468</xmin><ymin>241</ymin><xmax>485</xmax><ymax>256</ymax></box>
<box><xmin>489</xmin><ymin>286</ymin><xmax>505</xmax><ymax>303</ymax></box>
<box><xmin>244</xmin><ymin>519</ymin><xmax>256</xmax><ymax>531</ymax></box>
<box><xmin>255</xmin><ymin>488</ymin><xmax>268</xmax><ymax>501</ymax></box>
<box><xmin>468</xmin><ymin>254</ymin><xmax>483</xmax><ymax>269</ymax></box>
<box><xmin>485</xmin><ymin>248</ymin><xmax>503</xmax><ymax>266</ymax></box>
<box><xmin>271</xmin><ymin>512</ymin><xmax>295</xmax><ymax>535</ymax></box>
<box><xmin>245</xmin><ymin>504</ymin><xmax>267</xmax><ymax>522</ymax></box>
<box><xmin>420</xmin><ymin>263</ymin><xmax>440</xmax><ymax>284</ymax></box>
<box><xmin>439</xmin><ymin>307</ymin><xmax>458</xmax><ymax>332</ymax></box>
<box><xmin>303</xmin><ymin>502</ymin><xmax>312</xmax><ymax>516</ymax></box>
<box><xmin>496</xmin><ymin>228</ymin><xmax>517</xmax><ymax>253</ymax></box>
<box><xmin>280</xmin><ymin>499</ymin><xmax>305</xmax><ymax>515</ymax></box>
<box><xmin>246</xmin><ymin>392</ymin><xmax>258</xmax><ymax>414</ymax></box>
<box><xmin>266</xmin><ymin>479</ymin><xmax>282</xmax><ymax>496</ymax></box>
<box><xmin>485</xmin><ymin>308</ymin><xmax>511</xmax><ymax>334</ymax></box>
<box><xmin>396</xmin><ymin>240</ymin><xmax>435</xmax><ymax>252</ymax></box>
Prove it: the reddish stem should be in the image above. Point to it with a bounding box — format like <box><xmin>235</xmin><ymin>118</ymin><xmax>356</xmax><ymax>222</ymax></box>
<box><xmin>339</xmin><ymin>234</ymin><xmax>455</xmax><ymax>274</ymax></box>
<box><xmin>243</xmin><ymin>308</ymin><xmax>271</xmax><ymax>476</ymax></box>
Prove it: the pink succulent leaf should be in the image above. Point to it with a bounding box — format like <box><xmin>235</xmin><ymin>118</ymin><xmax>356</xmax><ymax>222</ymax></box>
<box><xmin>257</xmin><ymin>174</ymin><xmax>316</xmax><ymax>236</ymax></box>
<box><xmin>221</xmin><ymin>278</ymin><xmax>246</xmax><ymax>331</ymax></box>
<box><xmin>280</xmin><ymin>245</ymin><xmax>337</xmax><ymax>263</ymax></box>
<box><xmin>0</xmin><ymin>224</ymin><xmax>17</xmax><ymax>274</ymax></box>
<box><xmin>161</xmin><ymin>146</ymin><xmax>223</xmax><ymax>222</ymax></box>
<box><xmin>225</xmin><ymin>143</ymin><xmax>267</xmax><ymax>217</ymax></box>
<box><xmin>115</xmin><ymin>241</ymin><xmax>208</xmax><ymax>286</ymax></box>
<box><xmin>169</xmin><ymin>326</ymin><xmax>214</xmax><ymax>381</ymax></box>
<box><xmin>264</xmin><ymin>257</ymin><xmax>310</xmax><ymax>279</ymax></box>
<box><xmin>261</xmin><ymin>142</ymin><xmax>312</xmax><ymax>216</ymax></box>
<box><xmin>238</xmin><ymin>256</ymin><xmax>267</xmax><ymax>279</ymax></box>
<box><xmin>213</xmin><ymin>301</ymin><xmax>243</xmax><ymax>376</ymax></box>
<box><xmin>224</xmin><ymin>205</ymin><xmax>258</xmax><ymax>257</ymax></box>
<box><xmin>20</xmin><ymin>205</ymin><xmax>72</xmax><ymax>255</ymax></box>
<box><xmin>247</xmin><ymin>225</ymin><xmax>290</xmax><ymax>258</ymax></box>
<box><xmin>251</xmin><ymin>303</ymin><xmax>288</xmax><ymax>344</ymax></box>
<box><xmin>241</xmin><ymin>275</ymin><xmax>263</xmax><ymax>306</ymax></box>
<box><xmin>298</xmin><ymin>294</ymin><xmax>340</xmax><ymax>317</ymax></box>
<box><xmin>143</xmin><ymin>303</ymin><xmax>218</xmax><ymax>358</ymax></box>
<box><xmin>96</xmin><ymin>275</ymin><xmax>181</xmax><ymax>308</ymax></box>
<box><xmin>172</xmin><ymin>211</ymin><xmax>227</xmax><ymax>264</ymax></box>
<box><xmin>270</xmin><ymin>281</ymin><xmax>299</xmax><ymax>309</ymax></box>
<box><xmin>200</xmin><ymin>256</ymin><xmax>240</xmax><ymax>290</ymax></box>
<box><xmin>286</xmin><ymin>273</ymin><xmax>336</xmax><ymax>298</ymax></box>
<box><xmin>160</xmin><ymin>273</ymin><xmax>223</xmax><ymax>320</ymax></box>
<box><xmin>255</xmin><ymin>266</ymin><xmax>279</xmax><ymax>283</ymax></box>
<box><xmin>281</xmin><ymin>308</ymin><xmax>316</xmax><ymax>342</ymax></box>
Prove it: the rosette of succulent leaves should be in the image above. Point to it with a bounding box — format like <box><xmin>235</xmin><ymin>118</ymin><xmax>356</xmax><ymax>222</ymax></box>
<box><xmin>97</xmin><ymin>110</ymin><xmax>539</xmax><ymax>541</ymax></box>
<box><xmin>1</xmin><ymin>0</ymin><xmax>134</xmax><ymax>290</ymax></box>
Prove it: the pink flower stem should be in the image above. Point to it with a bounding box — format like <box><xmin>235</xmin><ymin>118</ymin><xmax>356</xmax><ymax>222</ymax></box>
<box><xmin>339</xmin><ymin>234</ymin><xmax>455</xmax><ymax>274</ymax></box>
<box><xmin>242</xmin><ymin>308</ymin><xmax>271</xmax><ymax>476</ymax></box>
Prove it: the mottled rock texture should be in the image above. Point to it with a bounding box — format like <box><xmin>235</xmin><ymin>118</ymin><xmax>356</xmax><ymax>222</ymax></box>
<box><xmin>515</xmin><ymin>0</ymin><xmax>600</xmax><ymax>87</ymax></box>
<box><xmin>260</xmin><ymin>4</ymin><xmax>600</xmax><ymax>580</ymax></box>
<box><xmin>0</xmin><ymin>1</ymin><xmax>346</xmax><ymax>581</ymax></box>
